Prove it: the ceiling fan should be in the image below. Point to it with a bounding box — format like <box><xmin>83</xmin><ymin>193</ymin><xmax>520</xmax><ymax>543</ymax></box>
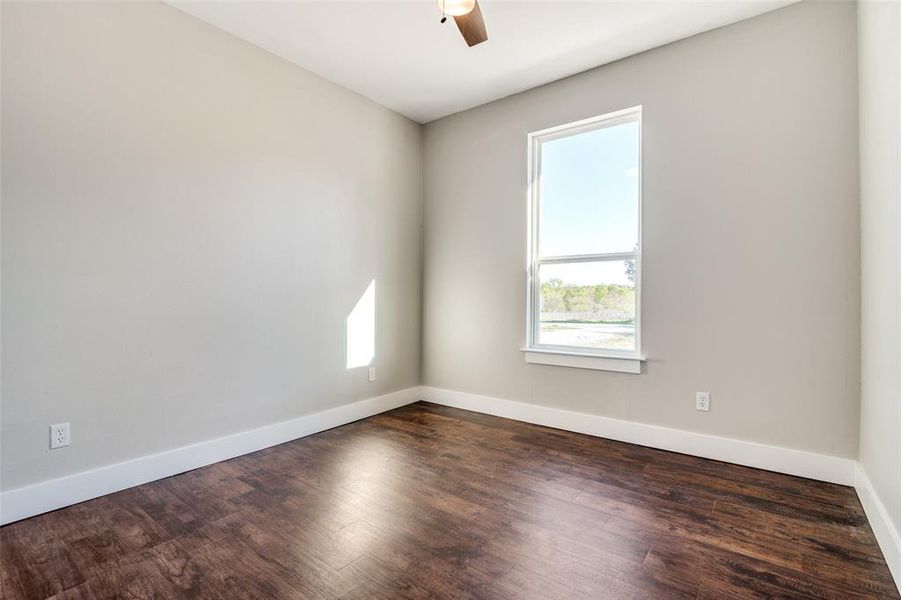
<box><xmin>438</xmin><ymin>0</ymin><xmax>488</xmax><ymax>47</ymax></box>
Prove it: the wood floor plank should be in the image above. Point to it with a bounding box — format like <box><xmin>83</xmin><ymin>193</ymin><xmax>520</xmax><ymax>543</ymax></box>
<box><xmin>2</xmin><ymin>401</ymin><xmax>897</xmax><ymax>599</ymax></box>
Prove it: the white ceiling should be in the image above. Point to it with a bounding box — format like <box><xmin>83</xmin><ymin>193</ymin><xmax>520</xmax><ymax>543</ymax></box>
<box><xmin>171</xmin><ymin>1</ymin><xmax>796</xmax><ymax>123</ymax></box>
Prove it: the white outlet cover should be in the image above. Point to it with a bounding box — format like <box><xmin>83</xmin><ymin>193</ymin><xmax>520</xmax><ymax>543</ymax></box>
<box><xmin>50</xmin><ymin>423</ymin><xmax>70</xmax><ymax>449</ymax></box>
<box><xmin>696</xmin><ymin>392</ymin><xmax>710</xmax><ymax>412</ymax></box>
<box><xmin>368</xmin><ymin>367</ymin><xmax>376</xmax><ymax>382</ymax></box>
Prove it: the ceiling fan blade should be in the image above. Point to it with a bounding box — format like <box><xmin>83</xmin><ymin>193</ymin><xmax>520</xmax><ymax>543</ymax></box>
<box><xmin>454</xmin><ymin>0</ymin><xmax>488</xmax><ymax>47</ymax></box>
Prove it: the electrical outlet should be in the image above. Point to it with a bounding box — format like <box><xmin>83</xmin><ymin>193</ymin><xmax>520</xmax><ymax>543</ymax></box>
<box><xmin>368</xmin><ymin>367</ymin><xmax>376</xmax><ymax>382</ymax></box>
<box><xmin>50</xmin><ymin>423</ymin><xmax>70</xmax><ymax>449</ymax></box>
<box><xmin>696</xmin><ymin>392</ymin><xmax>710</xmax><ymax>412</ymax></box>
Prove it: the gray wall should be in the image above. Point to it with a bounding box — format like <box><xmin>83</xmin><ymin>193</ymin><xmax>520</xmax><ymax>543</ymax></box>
<box><xmin>422</xmin><ymin>1</ymin><xmax>860</xmax><ymax>458</ymax></box>
<box><xmin>1</xmin><ymin>2</ymin><xmax>422</xmax><ymax>491</ymax></box>
<box><xmin>859</xmin><ymin>0</ymin><xmax>901</xmax><ymax>568</ymax></box>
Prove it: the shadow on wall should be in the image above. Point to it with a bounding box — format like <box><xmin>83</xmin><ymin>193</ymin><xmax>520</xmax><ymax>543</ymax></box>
<box><xmin>346</xmin><ymin>279</ymin><xmax>376</xmax><ymax>369</ymax></box>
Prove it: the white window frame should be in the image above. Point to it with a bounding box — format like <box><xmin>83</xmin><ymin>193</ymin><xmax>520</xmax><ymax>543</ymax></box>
<box><xmin>523</xmin><ymin>106</ymin><xmax>644</xmax><ymax>374</ymax></box>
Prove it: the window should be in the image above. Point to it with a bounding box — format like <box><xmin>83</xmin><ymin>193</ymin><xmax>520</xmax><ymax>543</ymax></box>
<box><xmin>525</xmin><ymin>107</ymin><xmax>642</xmax><ymax>373</ymax></box>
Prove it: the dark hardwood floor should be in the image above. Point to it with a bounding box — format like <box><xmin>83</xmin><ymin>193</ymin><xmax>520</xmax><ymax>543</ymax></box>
<box><xmin>1</xmin><ymin>401</ymin><xmax>897</xmax><ymax>599</ymax></box>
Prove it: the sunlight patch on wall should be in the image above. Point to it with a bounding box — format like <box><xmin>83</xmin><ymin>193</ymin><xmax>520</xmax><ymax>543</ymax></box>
<box><xmin>346</xmin><ymin>279</ymin><xmax>376</xmax><ymax>369</ymax></box>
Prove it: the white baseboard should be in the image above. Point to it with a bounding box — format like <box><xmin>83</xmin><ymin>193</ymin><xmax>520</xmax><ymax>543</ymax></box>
<box><xmin>0</xmin><ymin>386</ymin><xmax>421</xmax><ymax>525</ymax></box>
<box><xmin>0</xmin><ymin>384</ymin><xmax>865</xmax><ymax>528</ymax></box>
<box><xmin>856</xmin><ymin>465</ymin><xmax>901</xmax><ymax>594</ymax></box>
<box><xmin>3</xmin><ymin>384</ymin><xmax>894</xmax><ymax>593</ymax></box>
<box><xmin>420</xmin><ymin>386</ymin><xmax>857</xmax><ymax>486</ymax></box>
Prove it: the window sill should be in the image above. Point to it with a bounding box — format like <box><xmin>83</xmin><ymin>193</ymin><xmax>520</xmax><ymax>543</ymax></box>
<box><xmin>521</xmin><ymin>348</ymin><xmax>644</xmax><ymax>374</ymax></box>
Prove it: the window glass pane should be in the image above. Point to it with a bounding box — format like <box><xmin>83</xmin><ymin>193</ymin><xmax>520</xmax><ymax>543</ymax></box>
<box><xmin>539</xmin><ymin>121</ymin><xmax>639</xmax><ymax>257</ymax></box>
<box><xmin>538</xmin><ymin>261</ymin><xmax>636</xmax><ymax>351</ymax></box>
